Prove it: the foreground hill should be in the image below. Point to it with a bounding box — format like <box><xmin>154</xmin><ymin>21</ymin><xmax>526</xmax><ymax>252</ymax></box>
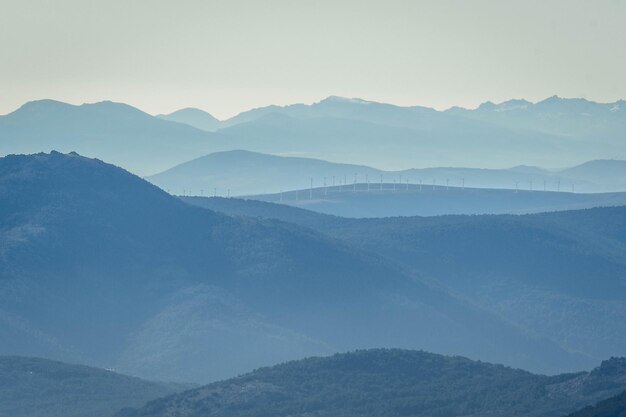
<box><xmin>184</xmin><ymin>197</ymin><xmax>626</xmax><ymax>365</ymax></box>
<box><xmin>118</xmin><ymin>349</ymin><xmax>626</xmax><ymax>417</ymax></box>
<box><xmin>0</xmin><ymin>356</ymin><xmax>188</xmax><ymax>417</ymax></box>
<box><xmin>0</xmin><ymin>152</ymin><xmax>578</xmax><ymax>382</ymax></box>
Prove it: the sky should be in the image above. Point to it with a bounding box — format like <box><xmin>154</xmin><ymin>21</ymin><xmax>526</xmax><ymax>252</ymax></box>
<box><xmin>1</xmin><ymin>0</ymin><xmax>625</xmax><ymax>119</ymax></box>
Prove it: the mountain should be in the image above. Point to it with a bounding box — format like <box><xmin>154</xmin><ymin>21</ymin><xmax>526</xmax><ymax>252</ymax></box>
<box><xmin>184</xmin><ymin>197</ymin><xmax>626</xmax><ymax>365</ymax></box>
<box><xmin>0</xmin><ymin>356</ymin><xmax>189</xmax><ymax>417</ymax></box>
<box><xmin>248</xmin><ymin>184</ymin><xmax>626</xmax><ymax>217</ymax></box>
<box><xmin>0</xmin><ymin>152</ymin><xmax>583</xmax><ymax>382</ymax></box>
<box><xmin>157</xmin><ymin>108</ymin><xmax>221</xmax><ymax>132</ymax></box>
<box><xmin>0</xmin><ymin>100</ymin><xmax>226</xmax><ymax>175</ymax></box>
<box><xmin>567</xmin><ymin>390</ymin><xmax>626</xmax><ymax>417</ymax></box>
<box><xmin>118</xmin><ymin>349</ymin><xmax>626</xmax><ymax>417</ymax></box>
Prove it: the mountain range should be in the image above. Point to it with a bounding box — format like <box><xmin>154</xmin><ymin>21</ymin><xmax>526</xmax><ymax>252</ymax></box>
<box><xmin>1</xmin><ymin>96</ymin><xmax>625</xmax><ymax>176</ymax></box>
<box><xmin>211</xmin><ymin>95</ymin><xmax>626</xmax><ymax>169</ymax></box>
<box><xmin>118</xmin><ymin>349</ymin><xmax>626</xmax><ymax>417</ymax></box>
<box><xmin>0</xmin><ymin>100</ymin><xmax>223</xmax><ymax>175</ymax></box>
<box><xmin>1</xmin><ymin>151</ymin><xmax>587</xmax><ymax>383</ymax></box>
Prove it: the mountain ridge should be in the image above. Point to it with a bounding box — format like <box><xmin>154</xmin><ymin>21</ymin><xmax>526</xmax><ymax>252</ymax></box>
<box><xmin>117</xmin><ymin>349</ymin><xmax>626</xmax><ymax>417</ymax></box>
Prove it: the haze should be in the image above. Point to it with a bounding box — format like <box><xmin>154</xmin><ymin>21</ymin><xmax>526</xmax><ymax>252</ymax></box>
<box><xmin>1</xmin><ymin>0</ymin><xmax>625</xmax><ymax>118</ymax></box>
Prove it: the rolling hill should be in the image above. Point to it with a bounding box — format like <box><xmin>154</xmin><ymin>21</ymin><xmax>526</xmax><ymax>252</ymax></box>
<box><xmin>0</xmin><ymin>151</ymin><xmax>582</xmax><ymax>382</ymax></box>
<box><xmin>117</xmin><ymin>349</ymin><xmax>626</xmax><ymax>417</ymax></box>
<box><xmin>0</xmin><ymin>356</ymin><xmax>189</xmax><ymax>417</ymax></box>
<box><xmin>184</xmin><ymin>196</ymin><xmax>626</xmax><ymax>365</ymax></box>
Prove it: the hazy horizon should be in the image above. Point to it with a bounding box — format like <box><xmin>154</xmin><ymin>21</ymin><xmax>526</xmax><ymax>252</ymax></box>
<box><xmin>2</xmin><ymin>0</ymin><xmax>625</xmax><ymax>119</ymax></box>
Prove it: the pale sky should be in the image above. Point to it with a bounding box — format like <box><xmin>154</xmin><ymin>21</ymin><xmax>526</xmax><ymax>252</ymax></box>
<box><xmin>1</xmin><ymin>0</ymin><xmax>625</xmax><ymax>119</ymax></box>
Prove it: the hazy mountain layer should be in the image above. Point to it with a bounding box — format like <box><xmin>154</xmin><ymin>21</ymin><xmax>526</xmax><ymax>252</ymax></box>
<box><xmin>118</xmin><ymin>349</ymin><xmax>626</xmax><ymax>417</ymax></box>
<box><xmin>147</xmin><ymin>150</ymin><xmax>626</xmax><ymax>197</ymax></box>
<box><xmin>0</xmin><ymin>100</ymin><xmax>225</xmax><ymax>175</ymax></box>
<box><xmin>2</xmin><ymin>96</ymin><xmax>624</xmax><ymax>177</ymax></box>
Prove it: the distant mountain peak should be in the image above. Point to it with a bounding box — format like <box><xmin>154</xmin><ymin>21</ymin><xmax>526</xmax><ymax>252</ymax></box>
<box><xmin>477</xmin><ymin>101</ymin><xmax>497</xmax><ymax>110</ymax></box>
<box><xmin>156</xmin><ymin>107</ymin><xmax>221</xmax><ymax>131</ymax></box>
<box><xmin>159</xmin><ymin>107</ymin><xmax>219</xmax><ymax>122</ymax></box>
<box><xmin>319</xmin><ymin>95</ymin><xmax>372</xmax><ymax>105</ymax></box>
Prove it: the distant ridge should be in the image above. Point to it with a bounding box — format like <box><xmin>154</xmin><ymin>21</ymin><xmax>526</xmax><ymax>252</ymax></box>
<box><xmin>146</xmin><ymin>149</ymin><xmax>626</xmax><ymax>199</ymax></box>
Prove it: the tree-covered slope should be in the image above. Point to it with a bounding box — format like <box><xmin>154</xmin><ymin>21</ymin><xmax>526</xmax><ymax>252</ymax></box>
<box><xmin>184</xmin><ymin>197</ymin><xmax>626</xmax><ymax>365</ymax></box>
<box><xmin>0</xmin><ymin>152</ymin><xmax>579</xmax><ymax>382</ymax></box>
<box><xmin>117</xmin><ymin>349</ymin><xmax>626</xmax><ymax>417</ymax></box>
<box><xmin>0</xmin><ymin>356</ymin><xmax>189</xmax><ymax>417</ymax></box>
<box><xmin>566</xmin><ymin>390</ymin><xmax>626</xmax><ymax>417</ymax></box>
